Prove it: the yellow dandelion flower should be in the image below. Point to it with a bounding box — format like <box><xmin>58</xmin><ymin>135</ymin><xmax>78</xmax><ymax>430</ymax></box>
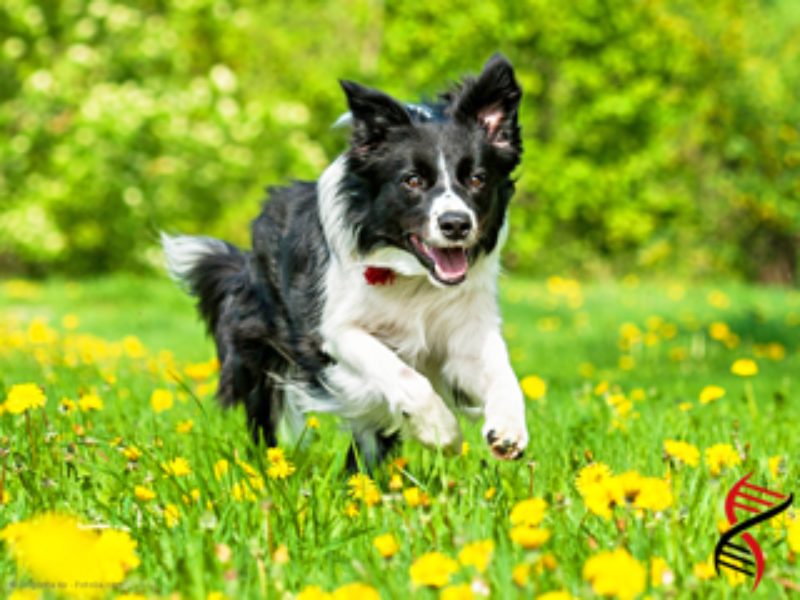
<box><xmin>538</xmin><ymin>553</ymin><xmax>558</xmax><ymax>572</ymax></box>
<box><xmin>206</xmin><ymin>593</ymin><xmax>228</xmax><ymax>600</ymax></box>
<box><xmin>509</xmin><ymin>497</ymin><xmax>547</xmax><ymax>527</ymax></box>
<box><xmin>699</xmin><ymin>385</ymin><xmax>725</xmax><ymax>405</ymax></box>
<box><xmin>768</xmin><ymin>455</ymin><xmax>784</xmax><ymax>480</ymax></box>
<box><xmin>59</xmin><ymin>398</ymin><xmax>77</xmax><ymax>414</ymax></box>
<box><xmin>630</xmin><ymin>388</ymin><xmax>646</xmax><ymax>402</ymax></box>
<box><xmin>78</xmin><ymin>393</ymin><xmax>103</xmax><ymax>412</ymax></box>
<box><xmin>707</xmin><ymin>290</ymin><xmax>730</xmax><ymax>309</ymax></box>
<box><xmin>4</xmin><ymin>383</ymin><xmax>46</xmax><ymax>414</ymax></box>
<box><xmin>722</xmin><ymin>565</ymin><xmax>746</xmax><ymax>587</ymax></box>
<box><xmin>306</xmin><ymin>416</ymin><xmax>321</xmax><ymax>429</ymax></box>
<box><xmin>231</xmin><ymin>480</ymin><xmax>257</xmax><ymax>502</ymax></box>
<box><xmin>134</xmin><ymin>486</ymin><xmax>156</xmax><ymax>501</ymax></box>
<box><xmin>678</xmin><ymin>402</ymin><xmax>693</xmax><ymax>412</ymax></box>
<box><xmin>389</xmin><ymin>457</ymin><xmax>409</xmax><ymax>472</ymax></box>
<box><xmin>213</xmin><ymin>459</ymin><xmax>229</xmax><ymax>480</ymax></box>
<box><xmin>650</xmin><ymin>557</ymin><xmax>671</xmax><ymax>587</ymax></box>
<box><xmin>458</xmin><ymin>539</ymin><xmax>494</xmax><ymax>573</ymax></box>
<box><xmin>633</xmin><ymin>477</ymin><xmax>673</xmax><ymax>512</ymax></box>
<box><xmin>183</xmin><ymin>358</ymin><xmax>218</xmax><ymax>381</ymax></box>
<box><xmin>272</xmin><ymin>544</ymin><xmax>289</xmax><ymax>564</ymax></box>
<box><xmin>27</xmin><ymin>318</ymin><xmax>57</xmax><ymax>345</ymax></box>
<box><xmin>236</xmin><ymin>458</ymin><xmax>260</xmax><ymax>479</ymax></box>
<box><xmin>122</xmin><ymin>335</ymin><xmax>147</xmax><ymax>359</ymax></box>
<box><xmin>512</xmin><ymin>562</ymin><xmax>530</xmax><ymax>586</ymax></box>
<box><xmin>163</xmin><ymin>503</ymin><xmax>180</xmax><ymax>528</ymax></box>
<box><xmin>521</xmin><ymin>375</ymin><xmax>547</xmax><ymax>400</ymax></box>
<box><xmin>730</xmin><ymin>359</ymin><xmax>758</xmax><ymax>377</ymax></box>
<box><xmin>266</xmin><ymin>447</ymin><xmax>284</xmax><ymax>462</ymax></box>
<box><xmin>373</xmin><ymin>533</ymin><xmax>399</xmax><ymax>559</ymax></box>
<box><xmin>484</xmin><ymin>486</ymin><xmax>496</xmax><ymax>500</ymax></box>
<box><xmin>705</xmin><ymin>443</ymin><xmax>741</xmax><ymax>476</ymax></box>
<box><xmin>196</xmin><ymin>382</ymin><xmax>215</xmax><ymax>397</ymax></box>
<box><xmin>708</xmin><ymin>322</ymin><xmax>730</xmax><ymax>341</ymax></box>
<box><xmin>461</xmin><ymin>441</ymin><xmax>470</xmax><ymax>456</ymax></box>
<box><xmin>332</xmin><ymin>582</ymin><xmax>379</xmax><ymax>600</ymax></box>
<box><xmin>766</xmin><ymin>342</ymin><xmax>785</xmax><ymax>361</ymax></box>
<box><xmin>663</xmin><ymin>440</ymin><xmax>700</xmax><ymax>467</ymax></box>
<box><xmin>122</xmin><ymin>446</ymin><xmax>141</xmax><ymax>461</ymax></box>
<box><xmin>389</xmin><ymin>473</ymin><xmax>404</xmax><ymax>491</ymax></box>
<box><xmin>581</xmin><ymin>477</ymin><xmax>625</xmax><ymax>520</ymax></box>
<box><xmin>343</xmin><ymin>502</ymin><xmax>360</xmax><ymax>518</ymax></box>
<box><xmin>692</xmin><ymin>555</ymin><xmax>715</xmax><ymax>580</ymax></box>
<box><xmin>150</xmin><ymin>388</ymin><xmax>174</xmax><ymax>413</ymax></box>
<box><xmin>607</xmin><ymin>393</ymin><xmax>632</xmax><ymax>417</ymax></box>
<box><xmin>1</xmin><ymin>489</ymin><xmax>10</xmax><ymax>504</ymax></box>
<box><xmin>409</xmin><ymin>552</ymin><xmax>459</xmax><ymax>588</ymax></box>
<box><xmin>510</xmin><ymin>526</ymin><xmax>551</xmax><ymax>550</ymax></box>
<box><xmin>162</xmin><ymin>457</ymin><xmax>192</xmax><ymax>477</ymax></box>
<box><xmin>297</xmin><ymin>585</ymin><xmax>332</xmax><ymax>600</ymax></box>
<box><xmin>787</xmin><ymin>517</ymin><xmax>800</xmax><ymax>553</ymax></box>
<box><xmin>583</xmin><ymin>548</ymin><xmax>646</xmax><ymax>600</ymax></box>
<box><xmin>576</xmin><ymin>462</ymin><xmax>612</xmax><ymax>494</ymax></box>
<box><xmin>403</xmin><ymin>486</ymin><xmax>429</xmax><ymax>508</ymax></box>
<box><xmin>176</xmin><ymin>419</ymin><xmax>194</xmax><ymax>433</ymax></box>
<box><xmin>614</xmin><ymin>471</ymin><xmax>644</xmax><ymax>503</ymax></box>
<box><xmin>0</xmin><ymin>513</ymin><xmax>139</xmax><ymax>595</ymax></box>
<box><xmin>266</xmin><ymin>448</ymin><xmax>295</xmax><ymax>480</ymax></box>
<box><xmin>536</xmin><ymin>592</ymin><xmax>574</xmax><ymax>600</ymax></box>
<box><xmin>439</xmin><ymin>583</ymin><xmax>474</xmax><ymax>600</ymax></box>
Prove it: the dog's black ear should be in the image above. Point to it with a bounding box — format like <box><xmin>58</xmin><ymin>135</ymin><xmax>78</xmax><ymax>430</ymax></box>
<box><xmin>452</xmin><ymin>54</ymin><xmax>522</xmax><ymax>153</ymax></box>
<box><xmin>340</xmin><ymin>80</ymin><xmax>412</xmax><ymax>152</ymax></box>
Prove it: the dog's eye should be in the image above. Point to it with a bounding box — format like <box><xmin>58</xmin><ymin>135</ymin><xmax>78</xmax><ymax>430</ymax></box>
<box><xmin>468</xmin><ymin>173</ymin><xmax>486</xmax><ymax>189</ymax></box>
<box><xmin>403</xmin><ymin>174</ymin><xmax>425</xmax><ymax>190</ymax></box>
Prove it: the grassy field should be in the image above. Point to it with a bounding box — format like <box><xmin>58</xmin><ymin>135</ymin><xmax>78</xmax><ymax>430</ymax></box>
<box><xmin>0</xmin><ymin>275</ymin><xmax>798</xmax><ymax>599</ymax></box>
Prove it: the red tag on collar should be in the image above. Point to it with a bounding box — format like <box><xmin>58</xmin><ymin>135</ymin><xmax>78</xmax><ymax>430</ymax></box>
<box><xmin>363</xmin><ymin>266</ymin><xmax>396</xmax><ymax>286</ymax></box>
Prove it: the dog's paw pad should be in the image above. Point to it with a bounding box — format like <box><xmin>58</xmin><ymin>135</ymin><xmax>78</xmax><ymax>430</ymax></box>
<box><xmin>486</xmin><ymin>429</ymin><xmax>525</xmax><ymax>460</ymax></box>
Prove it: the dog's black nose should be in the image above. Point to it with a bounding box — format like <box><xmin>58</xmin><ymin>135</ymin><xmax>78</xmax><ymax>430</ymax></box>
<box><xmin>438</xmin><ymin>211</ymin><xmax>472</xmax><ymax>241</ymax></box>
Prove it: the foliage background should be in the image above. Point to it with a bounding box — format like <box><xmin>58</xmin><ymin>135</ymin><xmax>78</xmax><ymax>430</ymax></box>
<box><xmin>1</xmin><ymin>0</ymin><xmax>799</xmax><ymax>281</ymax></box>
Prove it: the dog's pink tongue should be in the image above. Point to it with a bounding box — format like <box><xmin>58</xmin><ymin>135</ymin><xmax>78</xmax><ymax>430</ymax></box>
<box><xmin>430</xmin><ymin>247</ymin><xmax>468</xmax><ymax>281</ymax></box>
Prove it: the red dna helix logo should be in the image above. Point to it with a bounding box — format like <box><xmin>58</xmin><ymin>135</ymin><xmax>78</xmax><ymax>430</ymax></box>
<box><xmin>714</xmin><ymin>472</ymin><xmax>794</xmax><ymax>591</ymax></box>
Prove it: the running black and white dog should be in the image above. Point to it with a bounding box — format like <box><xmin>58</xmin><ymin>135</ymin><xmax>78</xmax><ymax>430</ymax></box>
<box><xmin>162</xmin><ymin>54</ymin><xmax>529</xmax><ymax>466</ymax></box>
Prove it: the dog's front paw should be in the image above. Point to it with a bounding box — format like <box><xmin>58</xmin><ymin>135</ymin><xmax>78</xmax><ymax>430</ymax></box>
<box><xmin>482</xmin><ymin>414</ymin><xmax>528</xmax><ymax>460</ymax></box>
<box><xmin>391</xmin><ymin>374</ymin><xmax>462</xmax><ymax>454</ymax></box>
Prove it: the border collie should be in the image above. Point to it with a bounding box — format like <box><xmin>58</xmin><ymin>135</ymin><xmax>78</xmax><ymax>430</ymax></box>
<box><xmin>162</xmin><ymin>54</ymin><xmax>529</xmax><ymax>466</ymax></box>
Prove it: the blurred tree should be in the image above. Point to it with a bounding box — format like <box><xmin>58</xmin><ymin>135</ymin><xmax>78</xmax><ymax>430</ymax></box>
<box><xmin>0</xmin><ymin>0</ymin><xmax>798</xmax><ymax>282</ymax></box>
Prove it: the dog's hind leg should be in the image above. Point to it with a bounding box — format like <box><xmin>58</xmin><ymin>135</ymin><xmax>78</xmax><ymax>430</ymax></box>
<box><xmin>245</xmin><ymin>376</ymin><xmax>282</xmax><ymax>447</ymax></box>
<box><xmin>346</xmin><ymin>430</ymin><xmax>400</xmax><ymax>473</ymax></box>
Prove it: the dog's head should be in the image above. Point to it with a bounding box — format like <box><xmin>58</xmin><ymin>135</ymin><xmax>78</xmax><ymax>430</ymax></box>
<box><xmin>337</xmin><ymin>54</ymin><xmax>522</xmax><ymax>287</ymax></box>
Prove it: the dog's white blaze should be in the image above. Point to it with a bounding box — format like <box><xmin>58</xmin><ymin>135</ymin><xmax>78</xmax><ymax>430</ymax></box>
<box><xmin>426</xmin><ymin>151</ymin><xmax>477</xmax><ymax>245</ymax></box>
<box><xmin>312</xmin><ymin>159</ymin><xmax>527</xmax><ymax>455</ymax></box>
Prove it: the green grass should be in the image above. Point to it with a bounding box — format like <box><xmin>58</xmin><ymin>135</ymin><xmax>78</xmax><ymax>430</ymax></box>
<box><xmin>1</xmin><ymin>275</ymin><xmax>798</xmax><ymax>599</ymax></box>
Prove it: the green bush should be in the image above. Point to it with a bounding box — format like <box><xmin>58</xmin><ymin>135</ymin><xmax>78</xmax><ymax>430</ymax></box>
<box><xmin>1</xmin><ymin>0</ymin><xmax>799</xmax><ymax>280</ymax></box>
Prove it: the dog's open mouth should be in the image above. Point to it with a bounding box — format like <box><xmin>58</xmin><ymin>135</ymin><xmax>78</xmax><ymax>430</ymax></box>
<box><xmin>409</xmin><ymin>234</ymin><xmax>469</xmax><ymax>285</ymax></box>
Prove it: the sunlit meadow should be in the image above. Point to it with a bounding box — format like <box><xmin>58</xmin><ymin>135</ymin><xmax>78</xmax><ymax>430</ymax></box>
<box><xmin>1</xmin><ymin>275</ymin><xmax>798</xmax><ymax>599</ymax></box>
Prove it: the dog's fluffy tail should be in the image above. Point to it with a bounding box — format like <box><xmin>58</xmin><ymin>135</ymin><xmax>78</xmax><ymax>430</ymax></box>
<box><xmin>161</xmin><ymin>233</ymin><xmax>247</xmax><ymax>335</ymax></box>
